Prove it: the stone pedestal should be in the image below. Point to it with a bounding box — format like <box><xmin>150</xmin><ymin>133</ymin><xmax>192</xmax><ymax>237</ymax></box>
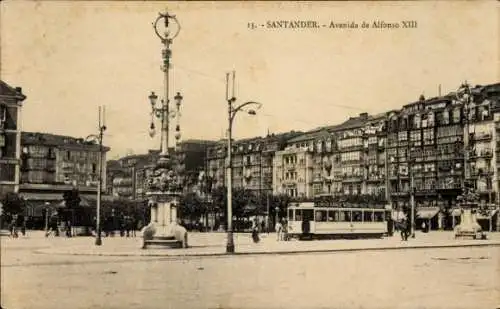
<box><xmin>454</xmin><ymin>202</ymin><xmax>484</xmax><ymax>239</ymax></box>
<box><xmin>147</xmin><ymin>192</ymin><xmax>178</xmax><ymax>233</ymax></box>
<box><xmin>141</xmin><ymin>191</ymin><xmax>188</xmax><ymax>249</ymax></box>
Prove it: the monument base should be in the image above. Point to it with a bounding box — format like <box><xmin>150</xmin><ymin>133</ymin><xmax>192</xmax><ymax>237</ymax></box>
<box><xmin>141</xmin><ymin>193</ymin><xmax>188</xmax><ymax>249</ymax></box>
<box><xmin>454</xmin><ymin>206</ymin><xmax>486</xmax><ymax>240</ymax></box>
<box><xmin>141</xmin><ymin>222</ymin><xmax>188</xmax><ymax>249</ymax></box>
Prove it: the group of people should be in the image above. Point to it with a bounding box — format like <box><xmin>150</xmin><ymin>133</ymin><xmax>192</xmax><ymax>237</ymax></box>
<box><xmin>275</xmin><ymin>219</ymin><xmax>289</xmax><ymax>241</ymax></box>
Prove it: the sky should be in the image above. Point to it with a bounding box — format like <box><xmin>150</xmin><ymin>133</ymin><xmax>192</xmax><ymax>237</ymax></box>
<box><xmin>1</xmin><ymin>1</ymin><xmax>498</xmax><ymax>159</ymax></box>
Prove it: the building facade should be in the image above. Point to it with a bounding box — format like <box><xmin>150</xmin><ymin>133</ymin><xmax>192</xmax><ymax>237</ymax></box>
<box><xmin>108</xmin><ymin>139</ymin><xmax>216</xmax><ymax>201</ymax></box>
<box><xmin>210</xmin><ymin>82</ymin><xmax>499</xmax><ymax>230</ymax></box>
<box><xmin>19</xmin><ymin>132</ymin><xmax>110</xmax><ymax>215</ymax></box>
<box><xmin>0</xmin><ymin>81</ymin><xmax>26</xmax><ymax>199</ymax></box>
<box><xmin>206</xmin><ymin>132</ymin><xmax>302</xmax><ymax>197</ymax></box>
<box><xmin>387</xmin><ymin>83</ymin><xmax>500</xmax><ymax>230</ymax></box>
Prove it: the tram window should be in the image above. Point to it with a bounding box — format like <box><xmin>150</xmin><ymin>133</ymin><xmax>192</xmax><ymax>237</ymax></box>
<box><xmin>363</xmin><ymin>211</ymin><xmax>373</xmax><ymax>222</ymax></box>
<box><xmin>352</xmin><ymin>211</ymin><xmax>362</xmax><ymax>222</ymax></box>
<box><xmin>288</xmin><ymin>209</ymin><xmax>293</xmax><ymax>220</ymax></box>
<box><xmin>327</xmin><ymin>210</ymin><xmax>336</xmax><ymax>221</ymax></box>
<box><xmin>374</xmin><ymin>211</ymin><xmax>384</xmax><ymax>222</ymax></box>
<box><xmin>315</xmin><ymin>210</ymin><xmax>327</xmax><ymax>222</ymax></box>
<box><xmin>295</xmin><ymin>209</ymin><xmax>302</xmax><ymax>221</ymax></box>
<box><xmin>303</xmin><ymin>209</ymin><xmax>314</xmax><ymax>221</ymax></box>
<box><xmin>343</xmin><ymin>211</ymin><xmax>351</xmax><ymax>222</ymax></box>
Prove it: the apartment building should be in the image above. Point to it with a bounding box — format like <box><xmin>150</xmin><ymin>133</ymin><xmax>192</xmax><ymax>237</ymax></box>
<box><xmin>0</xmin><ymin>81</ymin><xmax>26</xmax><ymax>199</ymax></box>
<box><xmin>108</xmin><ymin>139</ymin><xmax>216</xmax><ymax>201</ymax></box>
<box><xmin>19</xmin><ymin>132</ymin><xmax>110</xmax><ymax>216</ymax></box>
<box><xmin>206</xmin><ymin>131</ymin><xmax>302</xmax><ymax>196</ymax></box>
<box><xmin>387</xmin><ymin>83</ymin><xmax>500</xmax><ymax>230</ymax></box>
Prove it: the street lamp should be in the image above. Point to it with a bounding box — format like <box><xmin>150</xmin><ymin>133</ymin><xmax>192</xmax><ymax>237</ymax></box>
<box><xmin>226</xmin><ymin>87</ymin><xmax>262</xmax><ymax>254</ymax></box>
<box><xmin>86</xmin><ymin>106</ymin><xmax>107</xmax><ymax>246</ymax></box>
<box><xmin>140</xmin><ymin>10</ymin><xmax>188</xmax><ymax>249</ymax></box>
<box><xmin>44</xmin><ymin>202</ymin><xmax>50</xmax><ymax>234</ymax></box>
<box><xmin>148</xmin><ymin>10</ymin><xmax>182</xmax><ymax>165</ymax></box>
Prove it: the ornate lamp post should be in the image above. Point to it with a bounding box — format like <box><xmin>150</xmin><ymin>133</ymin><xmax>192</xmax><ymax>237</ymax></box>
<box><xmin>454</xmin><ymin>82</ymin><xmax>484</xmax><ymax>238</ymax></box>
<box><xmin>141</xmin><ymin>10</ymin><xmax>188</xmax><ymax>249</ymax></box>
<box><xmin>226</xmin><ymin>74</ymin><xmax>262</xmax><ymax>253</ymax></box>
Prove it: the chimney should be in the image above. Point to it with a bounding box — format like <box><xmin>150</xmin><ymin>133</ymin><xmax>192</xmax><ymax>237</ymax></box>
<box><xmin>15</xmin><ymin>87</ymin><xmax>22</xmax><ymax>93</ymax></box>
<box><xmin>359</xmin><ymin>112</ymin><xmax>368</xmax><ymax>119</ymax></box>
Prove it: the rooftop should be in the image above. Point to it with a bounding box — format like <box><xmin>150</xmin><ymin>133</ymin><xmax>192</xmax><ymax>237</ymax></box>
<box><xmin>21</xmin><ymin>132</ymin><xmax>110</xmax><ymax>152</ymax></box>
<box><xmin>0</xmin><ymin>80</ymin><xmax>27</xmax><ymax>102</ymax></box>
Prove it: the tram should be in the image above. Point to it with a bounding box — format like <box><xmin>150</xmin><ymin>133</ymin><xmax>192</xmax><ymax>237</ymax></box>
<box><xmin>286</xmin><ymin>202</ymin><xmax>390</xmax><ymax>239</ymax></box>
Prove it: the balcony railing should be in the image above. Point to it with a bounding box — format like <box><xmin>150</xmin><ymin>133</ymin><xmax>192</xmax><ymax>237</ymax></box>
<box><xmin>469</xmin><ymin>168</ymin><xmax>494</xmax><ymax>177</ymax></box>
<box><xmin>471</xmin><ymin>133</ymin><xmax>492</xmax><ymax>141</ymax></box>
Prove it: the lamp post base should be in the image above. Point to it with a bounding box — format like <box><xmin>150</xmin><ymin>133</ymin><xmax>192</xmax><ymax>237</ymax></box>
<box><xmin>95</xmin><ymin>236</ymin><xmax>102</xmax><ymax>246</ymax></box>
<box><xmin>226</xmin><ymin>231</ymin><xmax>235</xmax><ymax>253</ymax></box>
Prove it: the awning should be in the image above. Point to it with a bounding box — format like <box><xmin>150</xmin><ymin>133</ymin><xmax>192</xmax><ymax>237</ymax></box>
<box><xmin>20</xmin><ymin>192</ymin><xmax>64</xmax><ymax>201</ymax></box>
<box><xmin>477</xmin><ymin>209</ymin><xmax>499</xmax><ymax>220</ymax></box>
<box><xmin>417</xmin><ymin>207</ymin><xmax>440</xmax><ymax>219</ymax></box>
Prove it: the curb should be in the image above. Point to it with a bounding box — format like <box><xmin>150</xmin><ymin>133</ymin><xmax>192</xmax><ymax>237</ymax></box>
<box><xmin>33</xmin><ymin>241</ymin><xmax>500</xmax><ymax>259</ymax></box>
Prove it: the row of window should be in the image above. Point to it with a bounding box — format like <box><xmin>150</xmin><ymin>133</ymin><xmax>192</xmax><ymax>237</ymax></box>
<box><xmin>290</xmin><ymin>209</ymin><xmax>385</xmax><ymax>223</ymax></box>
<box><xmin>341</xmin><ymin>151</ymin><xmax>362</xmax><ymax>162</ymax></box>
<box><xmin>339</xmin><ymin>137</ymin><xmax>363</xmax><ymax>149</ymax></box>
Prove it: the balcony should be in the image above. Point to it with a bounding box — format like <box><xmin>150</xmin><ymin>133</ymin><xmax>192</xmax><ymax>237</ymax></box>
<box><xmin>469</xmin><ymin>168</ymin><xmax>494</xmax><ymax>178</ymax></box>
<box><xmin>470</xmin><ymin>149</ymin><xmax>493</xmax><ymax>159</ymax></box>
<box><xmin>436</xmin><ymin>182</ymin><xmax>462</xmax><ymax>190</ymax></box>
<box><xmin>391</xmin><ymin>191</ymin><xmax>410</xmax><ymax>197</ymax></box>
<box><xmin>367</xmin><ymin>175</ymin><xmax>384</xmax><ymax>182</ymax></box>
<box><xmin>339</xmin><ymin>144</ymin><xmax>363</xmax><ymax>152</ymax></box>
<box><xmin>471</xmin><ymin>133</ymin><xmax>492</xmax><ymax>142</ymax></box>
<box><xmin>414</xmin><ymin>189</ymin><xmax>437</xmax><ymax>196</ymax></box>
<box><xmin>282</xmin><ymin>179</ymin><xmax>297</xmax><ymax>187</ymax></box>
<box><xmin>342</xmin><ymin>174</ymin><xmax>363</xmax><ymax>183</ymax></box>
<box><xmin>476</xmin><ymin>187</ymin><xmax>493</xmax><ymax>195</ymax></box>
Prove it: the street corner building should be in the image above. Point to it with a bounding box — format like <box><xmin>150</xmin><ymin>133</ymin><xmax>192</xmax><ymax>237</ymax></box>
<box><xmin>18</xmin><ymin>131</ymin><xmax>111</xmax><ymax>229</ymax></box>
<box><xmin>0</xmin><ymin>81</ymin><xmax>26</xmax><ymax>207</ymax></box>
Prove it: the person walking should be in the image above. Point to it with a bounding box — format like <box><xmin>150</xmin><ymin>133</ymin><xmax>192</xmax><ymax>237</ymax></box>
<box><xmin>10</xmin><ymin>214</ymin><xmax>18</xmax><ymax>238</ymax></box>
<box><xmin>251</xmin><ymin>219</ymin><xmax>260</xmax><ymax>243</ymax></box>
<box><xmin>400</xmin><ymin>218</ymin><xmax>409</xmax><ymax>241</ymax></box>
<box><xmin>275</xmin><ymin>220</ymin><xmax>283</xmax><ymax>241</ymax></box>
<box><xmin>281</xmin><ymin>218</ymin><xmax>289</xmax><ymax>241</ymax></box>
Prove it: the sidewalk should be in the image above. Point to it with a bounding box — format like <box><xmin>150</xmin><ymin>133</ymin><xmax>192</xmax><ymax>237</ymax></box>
<box><xmin>15</xmin><ymin>231</ymin><xmax>500</xmax><ymax>258</ymax></box>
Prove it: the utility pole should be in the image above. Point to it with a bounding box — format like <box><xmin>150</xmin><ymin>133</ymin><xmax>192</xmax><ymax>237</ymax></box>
<box><xmin>410</xmin><ymin>158</ymin><xmax>415</xmax><ymax>238</ymax></box>
<box><xmin>96</xmin><ymin>106</ymin><xmax>106</xmax><ymax>246</ymax></box>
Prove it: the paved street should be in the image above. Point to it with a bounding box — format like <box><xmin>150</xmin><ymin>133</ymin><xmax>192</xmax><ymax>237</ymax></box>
<box><xmin>1</xmin><ymin>232</ymin><xmax>499</xmax><ymax>309</ymax></box>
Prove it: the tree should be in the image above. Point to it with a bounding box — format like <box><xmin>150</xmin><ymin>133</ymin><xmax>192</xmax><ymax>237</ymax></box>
<box><xmin>179</xmin><ymin>192</ymin><xmax>204</xmax><ymax>221</ymax></box>
<box><xmin>62</xmin><ymin>189</ymin><xmax>81</xmax><ymax>209</ymax></box>
<box><xmin>1</xmin><ymin>192</ymin><xmax>26</xmax><ymax>217</ymax></box>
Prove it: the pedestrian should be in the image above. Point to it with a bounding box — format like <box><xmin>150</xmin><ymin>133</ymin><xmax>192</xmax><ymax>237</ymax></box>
<box><xmin>275</xmin><ymin>220</ymin><xmax>283</xmax><ymax>241</ymax></box>
<box><xmin>251</xmin><ymin>219</ymin><xmax>260</xmax><ymax>243</ymax></box>
<box><xmin>46</xmin><ymin>212</ymin><xmax>59</xmax><ymax>237</ymax></box>
<box><xmin>10</xmin><ymin>214</ymin><xmax>18</xmax><ymax>238</ymax></box>
<box><xmin>65</xmin><ymin>220</ymin><xmax>72</xmax><ymax>237</ymax></box>
<box><xmin>399</xmin><ymin>219</ymin><xmax>409</xmax><ymax>241</ymax></box>
<box><xmin>281</xmin><ymin>218</ymin><xmax>288</xmax><ymax>241</ymax></box>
